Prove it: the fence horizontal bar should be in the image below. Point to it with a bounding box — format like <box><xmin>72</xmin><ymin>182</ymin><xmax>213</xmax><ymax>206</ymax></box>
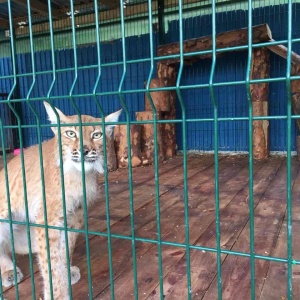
<box><xmin>0</xmin><ymin>217</ymin><xmax>298</xmax><ymax>265</ymax></box>
<box><xmin>1</xmin><ymin>114</ymin><xmax>300</xmax><ymax>131</ymax></box>
<box><xmin>1</xmin><ymin>37</ymin><xmax>299</xmax><ymax>81</ymax></box>
<box><xmin>0</xmin><ymin>76</ymin><xmax>298</xmax><ymax>104</ymax></box>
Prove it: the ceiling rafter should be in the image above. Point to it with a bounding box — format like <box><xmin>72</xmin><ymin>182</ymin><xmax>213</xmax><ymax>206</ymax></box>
<box><xmin>12</xmin><ymin>0</ymin><xmax>62</xmax><ymax>19</ymax></box>
<box><xmin>0</xmin><ymin>17</ymin><xmax>9</xmax><ymax>29</ymax></box>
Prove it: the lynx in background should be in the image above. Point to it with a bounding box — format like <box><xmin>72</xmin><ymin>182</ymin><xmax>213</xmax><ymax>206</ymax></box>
<box><xmin>0</xmin><ymin>102</ymin><xmax>121</xmax><ymax>300</ymax></box>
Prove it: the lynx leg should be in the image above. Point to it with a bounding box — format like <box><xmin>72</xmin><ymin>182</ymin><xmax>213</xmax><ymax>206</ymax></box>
<box><xmin>36</xmin><ymin>222</ymin><xmax>70</xmax><ymax>300</ymax></box>
<box><xmin>0</xmin><ymin>253</ymin><xmax>24</xmax><ymax>288</ymax></box>
<box><xmin>0</xmin><ymin>209</ymin><xmax>24</xmax><ymax>287</ymax></box>
<box><xmin>68</xmin><ymin>207</ymin><xmax>84</xmax><ymax>285</ymax></box>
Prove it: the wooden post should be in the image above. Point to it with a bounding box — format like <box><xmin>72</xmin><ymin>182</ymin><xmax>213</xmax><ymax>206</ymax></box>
<box><xmin>114</xmin><ymin>125</ymin><xmax>143</xmax><ymax>168</ymax></box>
<box><xmin>106</xmin><ymin>134</ymin><xmax>118</xmax><ymax>172</ymax></box>
<box><xmin>291</xmin><ymin>64</ymin><xmax>300</xmax><ymax>159</ymax></box>
<box><xmin>136</xmin><ymin>111</ymin><xmax>164</xmax><ymax>164</ymax></box>
<box><xmin>157</xmin><ymin>63</ymin><xmax>177</xmax><ymax>158</ymax></box>
<box><xmin>250</xmin><ymin>48</ymin><xmax>270</xmax><ymax>160</ymax></box>
<box><xmin>144</xmin><ymin>78</ymin><xmax>170</xmax><ymax>112</ymax></box>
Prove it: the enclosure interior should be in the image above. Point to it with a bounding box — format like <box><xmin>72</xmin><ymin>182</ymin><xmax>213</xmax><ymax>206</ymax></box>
<box><xmin>0</xmin><ymin>0</ymin><xmax>300</xmax><ymax>299</ymax></box>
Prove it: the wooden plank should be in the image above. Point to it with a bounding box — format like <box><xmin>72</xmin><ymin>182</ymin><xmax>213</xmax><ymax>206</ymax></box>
<box><xmin>3</xmin><ymin>156</ymin><xmax>293</xmax><ymax>300</ymax></box>
<box><xmin>96</xmin><ymin>156</ymin><xmax>261</xmax><ymax>299</ymax></box>
<box><xmin>1</xmin><ymin>155</ymin><xmax>188</xmax><ymax>298</ymax></box>
<box><xmin>259</xmin><ymin>158</ymin><xmax>300</xmax><ymax>300</ymax></box>
<box><xmin>147</xmin><ymin>157</ymin><xmax>284</xmax><ymax>299</ymax></box>
<box><xmin>157</xmin><ymin>24</ymin><xmax>272</xmax><ymax>65</ymax></box>
<box><xmin>3</xmin><ymin>155</ymin><xmax>215</xmax><ymax>299</ymax></box>
<box><xmin>201</xmin><ymin>158</ymin><xmax>297</xmax><ymax>300</ymax></box>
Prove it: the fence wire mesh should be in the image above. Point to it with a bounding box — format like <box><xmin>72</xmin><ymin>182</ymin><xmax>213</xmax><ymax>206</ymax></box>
<box><xmin>0</xmin><ymin>0</ymin><xmax>299</xmax><ymax>299</ymax></box>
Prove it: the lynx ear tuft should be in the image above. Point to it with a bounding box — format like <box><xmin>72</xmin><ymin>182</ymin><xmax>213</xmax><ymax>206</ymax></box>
<box><xmin>105</xmin><ymin>109</ymin><xmax>122</xmax><ymax>136</ymax></box>
<box><xmin>44</xmin><ymin>101</ymin><xmax>67</xmax><ymax>125</ymax></box>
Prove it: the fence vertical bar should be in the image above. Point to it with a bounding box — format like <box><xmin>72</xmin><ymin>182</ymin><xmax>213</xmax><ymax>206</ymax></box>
<box><xmin>118</xmin><ymin>1</ymin><xmax>139</xmax><ymax>298</ymax></box>
<box><xmin>0</xmin><ymin>117</ymin><xmax>20</xmax><ymax>299</ymax></box>
<box><xmin>46</xmin><ymin>1</ymin><xmax>74</xmax><ymax>299</ymax></box>
<box><xmin>4</xmin><ymin>1</ymin><xmax>30</xmax><ymax>299</ymax></box>
<box><xmin>245</xmin><ymin>1</ymin><xmax>255</xmax><ymax>299</ymax></box>
<box><xmin>145</xmin><ymin>0</ymin><xmax>164</xmax><ymax>297</ymax></box>
<box><xmin>176</xmin><ymin>0</ymin><xmax>192</xmax><ymax>298</ymax></box>
<box><xmin>209</xmin><ymin>1</ymin><xmax>222</xmax><ymax>299</ymax></box>
<box><xmin>68</xmin><ymin>1</ymin><xmax>93</xmax><ymax>298</ymax></box>
<box><xmin>285</xmin><ymin>0</ymin><xmax>293</xmax><ymax>299</ymax></box>
<box><xmin>92</xmin><ymin>1</ymin><xmax>116</xmax><ymax>299</ymax></box>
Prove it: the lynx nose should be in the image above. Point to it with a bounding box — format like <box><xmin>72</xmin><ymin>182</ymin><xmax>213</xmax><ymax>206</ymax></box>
<box><xmin>83</xmin><ymin>145</ymin><xmax>90</xmax><ymax>156</ymax></box>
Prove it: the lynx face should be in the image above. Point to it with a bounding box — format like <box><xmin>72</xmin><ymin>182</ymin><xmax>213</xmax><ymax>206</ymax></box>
<box><xmin>44</xmin><ymin>102</ymin><xmax>121</xmax><ymax>173</ymax></box>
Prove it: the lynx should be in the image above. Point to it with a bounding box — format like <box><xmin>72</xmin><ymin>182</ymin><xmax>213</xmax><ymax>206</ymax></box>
<box><xmin>0</xmin><ymin>102</ymin><xmax>121</xmax><ymax>299</ymax></box>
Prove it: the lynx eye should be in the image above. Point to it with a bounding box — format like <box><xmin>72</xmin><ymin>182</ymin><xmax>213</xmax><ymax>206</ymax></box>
<box><xmin>65</xmin><ymin>130</ymin><xmax>77</xmax><ymax>138</ymax></box>
<box><xmin>92</xmin><ymin>132</ymin><xmax>103</xmax><ymax>140</ymax></box>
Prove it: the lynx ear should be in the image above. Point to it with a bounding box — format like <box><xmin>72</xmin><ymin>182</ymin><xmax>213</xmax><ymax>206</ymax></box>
<box><xmin>105</xmin><ymin>109</ymin><xmax>122</xmax><ymax>136</ymax></box>
<box><xmin>44</xmin><ymin>102</ymin><xmax>67</xmax><ymax>124</ymax></box>
<box><xmin>44</xmin><ymin>102</ymin><xmax>67</xmax><ymax>133</ymax></box>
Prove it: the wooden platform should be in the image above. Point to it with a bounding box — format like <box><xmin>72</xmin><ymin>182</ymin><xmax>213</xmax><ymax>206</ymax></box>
<box><xmin>1</xmin><ymin>154</ymin><xmax>300</xmax><ymax>299</ymax></box>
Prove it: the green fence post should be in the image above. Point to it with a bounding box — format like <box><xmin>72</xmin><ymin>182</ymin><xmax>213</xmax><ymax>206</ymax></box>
<box><xmin>176</xmin><ymin>1</ymin><xmax>192</xmax><ymax>299</ymax></box>
<box><xmin>210</xmin><ymin>1</ymin><xmax>222</xmax><ymax>299</ymax></box>
<box><xmin>244</xmin><ymin>1</ymin><xmax>256</xmax><ymax>299</ymax></box>
<box><xmin>118</xmin><ymin>1</ymin><xmax>139</xmax><ymax>299</ymax></box>
<box><xmin>286</xmin><ymin>1</ymin><xmax>293</xmax><ymax>299</ymax></box>
<box><xmin>92</xmin><ymin>1</ymin><xmax>116</xmax><ymax>299</ymax></box>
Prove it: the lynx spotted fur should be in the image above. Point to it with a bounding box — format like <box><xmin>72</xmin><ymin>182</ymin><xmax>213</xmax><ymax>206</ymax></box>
<box><xmin>0</xmin><ymin>102</ymin><xmax>121</xmax><ymax>299</ymax></box>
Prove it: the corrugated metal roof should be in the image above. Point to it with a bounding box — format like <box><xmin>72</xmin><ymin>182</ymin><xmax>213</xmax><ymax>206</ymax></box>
<box><xmin>0</xmin><ymin>0</ymin><xmax>122</xmax><ymax>29</ymax></box>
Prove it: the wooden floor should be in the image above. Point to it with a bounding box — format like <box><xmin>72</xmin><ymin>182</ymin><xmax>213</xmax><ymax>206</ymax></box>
<box><xmin>2</xmin><ymin>154</ymin><xmax>300</xmax><ymax>299</ymax></box>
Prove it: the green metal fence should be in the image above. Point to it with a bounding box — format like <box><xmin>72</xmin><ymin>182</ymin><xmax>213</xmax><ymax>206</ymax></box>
<box><xmin>0</xmin><ymin>0</ymin><xmax>299</xmax><ymax>299</ymax></box>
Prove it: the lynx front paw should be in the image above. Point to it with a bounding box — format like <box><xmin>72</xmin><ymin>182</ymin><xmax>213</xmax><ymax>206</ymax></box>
<box><xmin>70</xmin><ymin>266</ymin><xmax>80</xmax><ymax>285</ymax></box>
<box><xmin>2</xmin><ymin>267</ymin><xmax>24</xmax><ymax>287</ymax></box>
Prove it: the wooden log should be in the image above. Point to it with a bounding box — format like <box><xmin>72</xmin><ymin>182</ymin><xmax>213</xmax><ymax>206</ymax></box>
<box><xmin>136</xmin><ymin>111</ymin><xmax>164</xmax><ymax>164</ymax></box>
<box><xmin>291</xmin><ymin>65</ymin><xmax>300</xmax><ymax>159</ymax></box>
<box><xmin>114</xmin><ymin>125</ymin><xmax>143</xmax><ymax>168</ymax></box>
<box><xmin>291</xmin><ymin>64</ymin><xmax>300</xmax><ymax>93</ymax></box>
<box><xmin>157</xmin><ymin>24</ymin><xmax>272</xmax><ymax>65</ymax></box>
<box><xmin>106</xmin><ymin>133</ymin><xmax>118</xmax><ymax>172</ymax></box>
<box><xmin>144</xmin><ymin>78</ymin><xmax>170</xmax><ymax>112</ymax></box>
<box><xmin>267</xmin><ymin>39</ymin><xmax>300</xmax><ymax>65</ymax></box>
<box><xmin>250</xmin><ymin>47</ymin><xmax>270</xmax><ymax>160</ymax></box>
<box><xmin>157</xmin><ymin>63</ymin><xmax>177</xmax><ymax>158</ymax></box>
<box><xmin>297</xmin><ymin>136</ymin><xmax>300</xmax><ymax>161</ymax></box>
<box><xmin>292</xmin><ymin>93</ymin><xmax>300</xmax><ymax>132</ymax></box>
<box><xmin>130</xmin><ymin>124</ymin><xmax>143</xmax><ymax>167</ymax></box>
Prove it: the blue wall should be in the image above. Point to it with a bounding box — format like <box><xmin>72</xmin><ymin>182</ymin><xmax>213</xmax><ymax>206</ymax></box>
<box><xmin>166</xmin><ymin>4</ymin><xmax>300</xmax><ymax>152</ymax></box>
<box><xmin>0</xmin><ymin>4</ymin><xmax>299</xmax><ymax>151</ymax></box>
<box><xmin>13</xmin><ymin>34</ymin><xmax>155</xmax><ymax>147</ymax></box>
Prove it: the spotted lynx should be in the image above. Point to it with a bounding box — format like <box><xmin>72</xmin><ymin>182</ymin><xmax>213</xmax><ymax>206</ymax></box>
<box><xmin>0</xmin><ymin>102</ymin><xmax>121</xmax><ymax>299</ymax></box>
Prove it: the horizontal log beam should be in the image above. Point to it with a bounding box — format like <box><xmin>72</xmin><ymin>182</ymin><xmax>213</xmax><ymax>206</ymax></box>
<box><xmin>267</xmin><ymin>39</ymin><xmax>300</xmax><ymax>65</ymax></box>
<box><xmin>157</xmin><ymin>23</ymin><xmax>272</xmax><ymax>65</ymax></box>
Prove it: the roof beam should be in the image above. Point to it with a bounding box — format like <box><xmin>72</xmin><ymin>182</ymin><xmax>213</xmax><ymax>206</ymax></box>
<box><xmin>0</xmin><ymin>17</ymin><xmax>9</xmax><ymax>29</ymax></box>
<box><xmin>12</xmin><ymin>0</ymin><xmax>62</xmax><ymax>19</ymax></box>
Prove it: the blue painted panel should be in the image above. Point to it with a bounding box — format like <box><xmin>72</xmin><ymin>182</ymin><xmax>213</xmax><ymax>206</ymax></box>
<box><xmin>171</xmin><ymin>3</ymin><xmax>300</xmax><ymax>152</ymax></box>
<box><xmin>12</xmin><ymin>34</ymin><xmax>154</xmax><ymax>147</ymax></box>
<box><xmin>1</xmin><ymin>4</ymin><xmax>300</xmax><ymax>152</ymax></box>
<box><xmin>0</xmin><ymin>57</ymin><xmax>14</xmax><ymax>149</ymax></box>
